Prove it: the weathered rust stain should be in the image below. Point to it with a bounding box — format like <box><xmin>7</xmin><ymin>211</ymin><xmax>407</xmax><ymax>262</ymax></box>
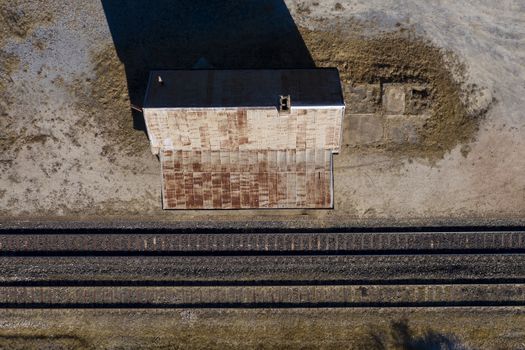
<box><xmin>230</xmin><ymin>173</ymin><xmax>241</xmax><ymax>208</ymax></box>
<box><xmin>146</xmin><ymin>108</ymin><xmax>342</xmax><ymax>152</ymax></box>
<box><xmin>237</xmin><ymin>109</ymin><xmax>249</xmax><ymax>146</ymax></box>
<box><xmin>212</xmin><ymin>173</ymin><xmax>222</xmax><ymax>209</ymax></box>
<box><xmin>153</xmin><ymin>105</ymin><xmax>340</xmax><ymax>209</ymax></box>
<box><xmin>193</xmin><ymin>172</ymin><xmax>204</xmax><ymax>208</ymax></box>
<box><xmin>202</xmin><ymin>173</ymin><xmax>212</xmax><ymax>208</ymax></box>
<box><xmin>161</xmin><ymin>149</ymin><xmax>333</xmax><ymax>209</ymax></box>
<box><xmin>221</xmin><ymin>173</ymin><xmax>232</xmax><ymax>209</ymax></box>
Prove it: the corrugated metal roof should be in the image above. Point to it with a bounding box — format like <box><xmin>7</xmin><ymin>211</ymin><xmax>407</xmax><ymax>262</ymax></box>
<box><xmin>143</xmin><ymin>69</ymin><xmax>344</xmax><ymax>109</ymax></box>
<box><xmin>161</xmin><ymin>149</ymin><xmax>333</xmax><ymax>209</ymax></box>
<box><xmin>143</xmin><ymin>107</ymin><xmax>344</xmax><ymax>154</ymax></box>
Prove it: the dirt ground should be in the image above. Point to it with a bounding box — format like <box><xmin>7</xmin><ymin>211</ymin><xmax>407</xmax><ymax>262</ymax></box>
<box><xmin>301</xmin><ymin>28</ymin><xmax>488</xmax><ymax>160</ymax></box>
<box><xmin>0</xmin><ymin>0</ymin><xmax>524</xmax><ymax>225</ymax></box>
<box><xmin>0</xmin><ymin>308</ymin><xmax>524</xmax><ymax>349</ymax></box>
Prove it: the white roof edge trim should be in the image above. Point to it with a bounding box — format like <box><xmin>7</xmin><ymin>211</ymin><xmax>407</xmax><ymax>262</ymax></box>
<box><xmin>143</xmin><ymin>106</ymin><xmax>345</xmax><ymax>111</ymax></box>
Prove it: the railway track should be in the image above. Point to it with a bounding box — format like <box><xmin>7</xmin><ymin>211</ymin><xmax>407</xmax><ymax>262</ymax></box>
<box><xmin>0</xmin><ymin>227</ymin><xmax>523</xmax><ymax>308</ymax></box>
<box><xmin>1</xmin><ymin>229</ymin><xmax>524</xmax><ymax>253</ymax></box>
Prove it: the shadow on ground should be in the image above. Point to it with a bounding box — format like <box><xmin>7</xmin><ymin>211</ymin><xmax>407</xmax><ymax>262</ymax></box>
<box><xmin>358</xmin><ymin>320</ymin><xmax>471</xmax><ymax>350</ymax></box>
<box><xmin>101</xmin><ymin>0</ymin><xmax>315</xmax><ymax>131</ymax></box>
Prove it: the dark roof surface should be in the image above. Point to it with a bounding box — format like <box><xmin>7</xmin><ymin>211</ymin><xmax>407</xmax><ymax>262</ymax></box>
<box><xmin>143</xmin><ymin>69</ymin><xmax>344</xmax><ymax>109</ymax></box>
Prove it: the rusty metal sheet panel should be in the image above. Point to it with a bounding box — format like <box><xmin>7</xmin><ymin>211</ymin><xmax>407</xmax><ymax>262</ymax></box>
<box><xmin>161</xmin><ymin>150</ymin><xmax>333</xmax><ymax>209</ymax></box>
<box><xmin>143</xmin><ymin>107</ymin><xmax>344</xmax><ymax>153</ymax></box>
<box><xmin>143</xmin><ymin>69</ymin><xmax>345</xmax><ymax>210</ymax></box>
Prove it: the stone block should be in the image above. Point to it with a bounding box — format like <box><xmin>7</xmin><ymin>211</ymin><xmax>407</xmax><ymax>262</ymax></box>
<box><xmin>345</xmin><ymin>114</ymin><xmax>384</xmax><ymax>146</ymax></box>
<box><xmin>382</xmin><ymin>84</ymin><xmax>406</xmax><ymax>114</ymax></box>
<box><xmin>345</xmin><ymin>83</ymin><xmax>381</xmax><ymax>113</ymax></box>
<box><xmin>405</xmin><ymin>85</ymin><xmax>431</xmax><ymax>115</ymax></box>
<box><xmin>385</xmin><ymin>115</ymin><xmax>427</xmax><ymax>145</ymax></box>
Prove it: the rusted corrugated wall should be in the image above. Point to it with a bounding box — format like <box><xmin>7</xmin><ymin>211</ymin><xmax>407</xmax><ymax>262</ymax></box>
<box><xmin>144</xmin><ymin>107</ymin><xmax>342</xmax><ymax>209</ymax></box>
<box><xmin>144</xmin><ymin>108</ymin><xmax>342</xmax><ymax>153</ymax></box>
<box><xmin>160</xmin><ymin>149</ymin><xmax>332</xmax><ymax>209</ymax></box>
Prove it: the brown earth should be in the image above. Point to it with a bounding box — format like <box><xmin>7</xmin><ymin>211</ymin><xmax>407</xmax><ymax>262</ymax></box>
<box><xmin>0</xmin><ymin>51</ymin><xmax>18</xmax><ymax>125</ymax></box>
<box><xmin>0</xmin><ymin>308</ymin><xmax>524</xmax><ymax>349</ymax></box>
<box><xmin>0</xmin><ymin>335</ymin><xmax>87</xmax><ymax>350</ymax></box>
<box><xmin>71</xmin><ymin>44</ymin><xmax>150</xmax><ymax>160</ymax></box>
<box><xmin>0</xmin><ymin>0</ymin><xmax>53</xmax><ymax>162</ymax></box>
<box><xmin>300</xmin><ymin>26</ymin><xmax>492</xmax><ymax>160</ymax></box>
<box><xmin>0</xmin><ymin>0</ymin><xmax>50</xmax><ymax>39</ymax></box>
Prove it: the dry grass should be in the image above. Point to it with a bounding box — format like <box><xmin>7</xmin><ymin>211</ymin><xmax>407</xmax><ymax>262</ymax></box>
<box><xmin>0</xmin><ymin>335</ymin><xmax>88</xmax><ymax>350</ymax></box>
<box><xmin>0</xmin><ymin>0</ymin><xmax>53</xmax><ymax>162</ymax></box>
<box><xmin>0</xmin><ymin>309</ymin><xmax>522</xmax><ymax>349</ymax></box>
<box><xmin>355</xmin><ymin>319</ymin><xmax>470</xmax><ymax>350</ymax></box>
<box><xmin>71</xmin><ymin>44</ymin><xmax>150</xmax><ymax>160</ymax></box>
<box><xmin>300</xmin><ymin>27</ymin><xmax>491</xmax><ymax>160</ymax></box>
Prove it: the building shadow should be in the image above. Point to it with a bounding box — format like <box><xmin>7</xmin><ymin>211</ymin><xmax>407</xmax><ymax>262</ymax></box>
<box><xmin>100</xmin><ymin>0</ymin><xmax>316</xmax><ymax>131</ymax></box>
<box><xmin>358</xmin><ymin>320</ymin><xmax>471</xmax><ymax>350</ymax></box>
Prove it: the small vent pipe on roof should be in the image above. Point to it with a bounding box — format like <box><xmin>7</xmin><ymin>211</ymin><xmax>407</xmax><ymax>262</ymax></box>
<box><xmin>279</xmin><ymin>95</ymin><xmax>291</xmax><ymax>114</ymax></box>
